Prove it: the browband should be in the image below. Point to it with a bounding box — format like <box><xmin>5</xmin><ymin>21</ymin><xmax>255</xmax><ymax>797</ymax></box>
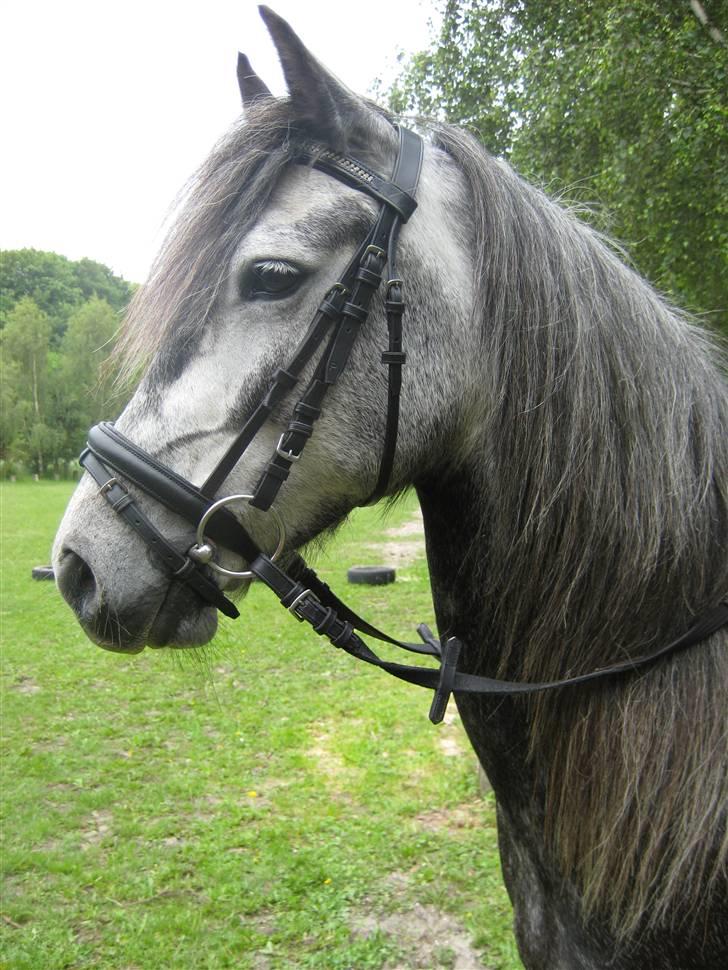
<box><xmin>298</xmin><ymin>128</ymin><xmax>423</xmax><ymax>222</ymax></box>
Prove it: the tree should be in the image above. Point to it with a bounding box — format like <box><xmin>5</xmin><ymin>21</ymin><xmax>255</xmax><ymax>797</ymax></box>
<box><xmin>0</xmin><ymin>251</ymin><xmax>135</xmax><ymax>471</ymax></box>
<box><xmin>0</xmin><ymin>250</ymin><xmax>82</xmax><ymax>338</ymax></box>
<box><xmin>0</xmin><ymin>249</ymin><xmax>134</xmax><ymax>342</ymax></box>
<box><xmin>1</xmin><ymin>297</ymin><xmax>55</xmax><ymax>472</ymax></box>
<box><xmin>56</xmin><ymin>297</ymin><xmax>124</xmax><ymax>453</ymax></box>
<box><xmin>390</xmin><ymin>1</ymin><xmax>728</xmax><ymax>330</ymax></box>
<box><xmin>73</xmin><ymin>258</ymin><xmax>135</xmax><ymax>314</ymax></box>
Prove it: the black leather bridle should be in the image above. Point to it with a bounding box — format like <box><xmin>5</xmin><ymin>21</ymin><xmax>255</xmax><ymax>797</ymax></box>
<box><xmin>80</xmin><ymin>124</ymin><xmax>728</xmax><ymax>723</ymax></box>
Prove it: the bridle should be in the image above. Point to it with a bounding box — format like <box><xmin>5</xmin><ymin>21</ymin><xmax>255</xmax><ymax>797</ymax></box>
<box><xmin>80</xmin><ymin>123</ymin><xmax>728</xmax><ymax>723</ymax></box>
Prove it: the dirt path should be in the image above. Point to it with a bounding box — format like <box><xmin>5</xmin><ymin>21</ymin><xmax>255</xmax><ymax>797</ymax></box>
<box><xmin>364</xmin><ymin>507</ymin><xmax>426</xmax><ymax>567</ymax></box>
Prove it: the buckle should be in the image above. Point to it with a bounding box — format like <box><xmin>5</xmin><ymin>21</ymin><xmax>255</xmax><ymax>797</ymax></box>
<box><xmin>287</xmin><ymin>588</ymin><xmax>320</xmax><ymax>621</ymax></box>
<box><xmin>276</xmin><ymin>433</ymin><xmax>300</xmax><ymax>463</ymax></box>
<box><xmin>98</xmin><ymin>477</ymin><xmax>121</xmax><ymax>496</ymax></box>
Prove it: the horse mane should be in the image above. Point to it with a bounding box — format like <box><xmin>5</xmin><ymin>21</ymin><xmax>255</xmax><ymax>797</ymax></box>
<box><xmin>432</xmin><ymin>123</ymin><xmax>728</xmax><ymax>938</ymax></box>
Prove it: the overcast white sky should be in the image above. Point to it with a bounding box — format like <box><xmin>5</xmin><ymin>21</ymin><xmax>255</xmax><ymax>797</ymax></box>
<box><xmin>1</xmin><ymin>0</ymin><xmax>439</xmax><ymax>283</ymax></box>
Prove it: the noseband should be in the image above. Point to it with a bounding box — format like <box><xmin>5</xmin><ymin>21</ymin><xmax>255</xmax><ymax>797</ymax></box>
<box><xmin>80</xmin><ymin>124</ymin><xmax>728</xmax><ymax>722</ymax></box>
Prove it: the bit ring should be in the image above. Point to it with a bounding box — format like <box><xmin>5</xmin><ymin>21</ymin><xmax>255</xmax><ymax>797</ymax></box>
<box><xmin>192</xmin><ymin>494</ymin><xmax>285</xmax><ymax>579</ymax></box>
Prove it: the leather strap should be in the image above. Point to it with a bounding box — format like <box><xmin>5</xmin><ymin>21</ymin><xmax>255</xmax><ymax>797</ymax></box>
<box><xmin>286</xmin><ymin>553</ymin><xmax>441</xmax><ymax>657</ymax></box>
<box><xmin>85</xmin><ymin>423</ymin><xmax>261</xmax><ymax>561</ymax></box>
<box><xmin>81</xmin><ymin>448</ymin><xmax>240</xmax><ymax>619</ymax></box>
<box><xmin>299</xmin><ymin>127</ymin><xmax>423</xmax><ymax>222</ymax></box>
<box><xmin>252</xmin><ymin>547</ymin><xmax>728</xmax><ymax>723</ymax></box>
<box><xmin>249</xmin><ymin>127</ymin><xmax>424</xmax><ymax>512</ymax></box>
<box><xmin>200</xmin><ymin>286</ymin><xmax>347</xmax><ymax>498</ymax></box>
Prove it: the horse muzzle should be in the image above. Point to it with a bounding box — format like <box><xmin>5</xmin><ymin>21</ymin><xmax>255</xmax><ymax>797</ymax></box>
<box><xmin>53</xmin><ymin>526</ymin><xmax>222</xmax><ymax>653</ymax></box>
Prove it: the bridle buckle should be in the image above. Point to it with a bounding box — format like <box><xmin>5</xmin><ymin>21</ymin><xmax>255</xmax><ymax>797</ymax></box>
<box><xmin>276</xmin><ymin>433</ymin><xmax>300</xmax><ymax>463</ymax></box>
<box><xmin>287</xmin><ymin>588</ymin><xmax>319</xmax><ymax>621</ymax></box>
<box><xmin>98</xmin><ymin>477</ymin><xmax>121</xmax><ymax>496</ymax></box>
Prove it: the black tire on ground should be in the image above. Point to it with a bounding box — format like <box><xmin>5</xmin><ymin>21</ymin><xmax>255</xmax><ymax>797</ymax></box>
<box><xmin>346</xmin><ymin>566</ymin><xmax>396</xmax><ymax>585</ymax></box>
<box><xmin>32</xmin><ymin>566</ymin><xmax>55</xmax><ymax>581</ymax></box>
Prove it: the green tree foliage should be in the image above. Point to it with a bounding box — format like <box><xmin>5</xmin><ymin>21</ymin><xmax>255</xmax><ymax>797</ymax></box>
<box><xmin>0</xmin><ymin>249</ymin><xmax>134</xmax><ymax>341</ymax></box>
<box><xmin>56</xmin><ymin>297</ymin><xmax>124</xmax><ymax>447</ymax></box>
<box><xmin>390</xmin><ymin>0</ymin><xmax>728</xmax><ymax>329</ymax></box>
<box><xmin>0</xmin><ymin>297</ymin><xmax>58</xmax><ymax>473</ymax></box>
<box><xmin>0</xmin><ymin>251</ymin><xmax>135</xmax><ymax>473</ymax></box>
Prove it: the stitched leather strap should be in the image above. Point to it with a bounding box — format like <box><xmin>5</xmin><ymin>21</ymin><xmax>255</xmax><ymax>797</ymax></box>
<box><xmin>249</xmin><ymin>127</ymin><xmax>424</xmax><ymax>512</ymax></box>
<box><xmin>85</xmin><ymin>423</ymin><xmax>261</xmax><ymax>561</ymax></box>
<box><xmin>285</xmin><ymin>554</ymin><xmax>441</xmax><ymax>657</ymax></box>
<box><xmin>252</xmin><ymin>547</ymin><xmax>728</xmax><ymax>723</ymax></box>
<box><xmin>81</xmin><ymin>448</ymin><xmax>239</xmax><ymax>619</ymax></box>
<box><xmin>299</xmin><ymin>127</ymin><xmax>423</xmax><ymax>222</ymax></box>
<box><xmin>200</xmin><ymin>286</ymin><xmax>347</xmax><ymax>498</ymax></box>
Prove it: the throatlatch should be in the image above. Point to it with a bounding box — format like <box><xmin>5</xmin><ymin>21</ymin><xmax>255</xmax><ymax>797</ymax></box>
<box><xmin>80</xmin><ymin>123</ymin><xmax>728</xmax><ymax>724</ymax></box>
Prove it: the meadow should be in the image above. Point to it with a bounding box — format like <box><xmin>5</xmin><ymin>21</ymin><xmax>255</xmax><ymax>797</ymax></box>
<box><xmin>1</xmin><ymin>481</ymin><xmax>521</xmax><ymax>969</ymax></box>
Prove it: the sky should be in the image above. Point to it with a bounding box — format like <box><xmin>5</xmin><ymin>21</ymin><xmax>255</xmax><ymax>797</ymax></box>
<box><xmin>1</xmin><ymin>0</ymin><xmax>439</xmax><ymax>283</ymax></box>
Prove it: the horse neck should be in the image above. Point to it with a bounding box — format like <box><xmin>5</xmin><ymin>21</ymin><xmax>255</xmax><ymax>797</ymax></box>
<box><xmin>414</xmin><ymin>344</ymin><xmax>728</xmax><ymax>946</ymax></box>
<box><xmin>416</xmin><ymin>468</ymin><xmax>538</xmax><ymax>802</ymax></box>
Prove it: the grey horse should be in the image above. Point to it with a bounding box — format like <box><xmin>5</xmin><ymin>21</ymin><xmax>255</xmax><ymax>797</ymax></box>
<box><xmin>53</xmin><ymin>9</ymin><xmax>728</xmax><ymax>968</ymax></box>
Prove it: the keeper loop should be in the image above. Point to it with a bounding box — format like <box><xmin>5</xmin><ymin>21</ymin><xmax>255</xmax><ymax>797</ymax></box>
<box><xmin>111</xmin><ymin>494</ymin><xmax>134</xmax><ymax>513</ymax></box>
<box><xmin>429</xmin><ymin>637</ymin><xmax>463</xmax><ymax>724</ymax></box>
<box><xmin>294</xmin><ymin>401</ymin><xmax>321</xmax><ymax>420</ymax></box>
<box><xmin>263</xmin><ymin>462</ymin><xmax>290</xmax><ymax>482</ymax></box>
<box><xmin>313</xmin><ymin>607</ymin><xmax>338</xmax><ymax>636</ymax></box>
<box><xmin>286</xmin><ymin>420</ymin><xmax>314</xmax><ymax>437</ymax></box>
<box><xmin>342</xmin><ymin>302</ymin><xmax>369</xmax><ymax>323</ymax></box>
<box><xmin>330</xmin><ymin>620</ymin><xmax>355</xmax><ymax>648</ymax></box>
<box><xmin>319</xmin><ymin>298</ymin><xmax>343</xmax><ymax>320</ymax></box>
<box><xmin>272</xmin><ymin>368</ymin><xmax>298</xmax><ymax>390</ymax></box>
<box><xmin>355</xmin><ymin>266</ymin><xmax>383</xmax><ymax>287</ymax></box>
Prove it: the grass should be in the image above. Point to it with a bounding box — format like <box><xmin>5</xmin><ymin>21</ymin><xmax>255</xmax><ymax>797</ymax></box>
<box><xmin>1</xmin><ymin>482</ymin><xmax>522</xmax><ymax>969</ymax></box>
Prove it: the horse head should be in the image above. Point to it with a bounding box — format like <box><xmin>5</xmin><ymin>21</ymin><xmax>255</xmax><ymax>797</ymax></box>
<box><xmin>52</xmin><ymin>8</ymin><xmax>476</xmax><ymax>652</ymax></box>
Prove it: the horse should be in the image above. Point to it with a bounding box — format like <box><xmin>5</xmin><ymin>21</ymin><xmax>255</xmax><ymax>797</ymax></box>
<box><xmin>52</xmin><ymin>8</ymin><xmax>727</xmax><ymax>968</ymax></box>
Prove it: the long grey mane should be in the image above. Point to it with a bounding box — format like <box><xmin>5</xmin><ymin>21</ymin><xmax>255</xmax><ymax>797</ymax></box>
<box><xmin>431</xmin><ymin>124</ymin><xmax>728</xmax><ymax>937</ymax></box>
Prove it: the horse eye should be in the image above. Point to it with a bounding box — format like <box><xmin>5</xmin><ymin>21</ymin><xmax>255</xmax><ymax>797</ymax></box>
<box><xmin>243</xmin><ymin>260</ymin><xmax>304</xmax><ymax>300</ymax></box>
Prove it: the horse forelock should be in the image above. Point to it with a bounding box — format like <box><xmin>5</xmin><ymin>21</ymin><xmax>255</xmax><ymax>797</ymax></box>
<box><xmin>432</xmin><ymin>123</ymin><xmax>728</xmax><ymax>939</ymax></box>
<box><xmin>114</xmin><ymin>99</ymin><xmax>297</xmax><ymax>393</ymax></box>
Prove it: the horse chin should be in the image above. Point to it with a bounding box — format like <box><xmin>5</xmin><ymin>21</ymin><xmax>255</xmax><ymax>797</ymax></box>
<box><xmin>144</xmin><ymin>575</ymin><xmax>252</xmax><ymax>649</ymax></box>
<box><xmin>92</xmin><ymin>597</ymin><xmax>219</xmax><ymax>654</ymax></box>
<box><xmin>146</xmin><ymin>601</ymin><xmax>219</xmax><ymax>650</ymax></box>
<box><xmin>94</xmin><ymin>579</ymin><xmax>250</xmax><ymax>654</ymax></box>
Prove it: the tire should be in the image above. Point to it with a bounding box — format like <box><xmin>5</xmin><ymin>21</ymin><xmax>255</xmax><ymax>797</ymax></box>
<box><xmin>346</xmin><ymin>566</ymin><xmax>396</xmax><ymax>585</ymax></box>
<box><xmin>32</xmin><ymin>566</ymin><xmax>55</xmax><ymax>581</ymax></box>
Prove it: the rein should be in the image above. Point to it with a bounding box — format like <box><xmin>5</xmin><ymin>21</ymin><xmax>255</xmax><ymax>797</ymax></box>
<box><xmin>80</xmin><ymin>124</ymin><xmax>728</xmax><ymax>723</ymax></box>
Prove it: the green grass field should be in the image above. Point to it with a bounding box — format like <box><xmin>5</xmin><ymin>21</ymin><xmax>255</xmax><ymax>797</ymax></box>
<box><xmin>1</xmin><ymin>482</ymin><xmax>521</xmax><ymax>969</ymax></box>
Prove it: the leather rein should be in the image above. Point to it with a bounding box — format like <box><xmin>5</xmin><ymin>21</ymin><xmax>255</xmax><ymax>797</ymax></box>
<box><xmin>80</xmin><ymin>124</ymin><xmax>728</xmax><ymax>723</ymax></box>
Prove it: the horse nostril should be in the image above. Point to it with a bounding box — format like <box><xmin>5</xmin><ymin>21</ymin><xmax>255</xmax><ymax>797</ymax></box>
<box><xmin>55</xmin><ymin>547</ymin><xmax>99</xmax><ymax>618</ymax></box>
<box><xmin>54</xmin><ymin>546</ymin><xmax>146</xmax><ymax>653</ymax></box>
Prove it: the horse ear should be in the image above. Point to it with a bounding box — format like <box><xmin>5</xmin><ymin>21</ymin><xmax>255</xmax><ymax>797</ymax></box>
<box><xmin>258</xmin><ymin>5</ymin><xmax>385</xmax><ymax>150</ymax></box>
<box><xmin>237</xmin><ymin>52</ymin><xmax>272</xmax><ymax>108</ymax></box>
